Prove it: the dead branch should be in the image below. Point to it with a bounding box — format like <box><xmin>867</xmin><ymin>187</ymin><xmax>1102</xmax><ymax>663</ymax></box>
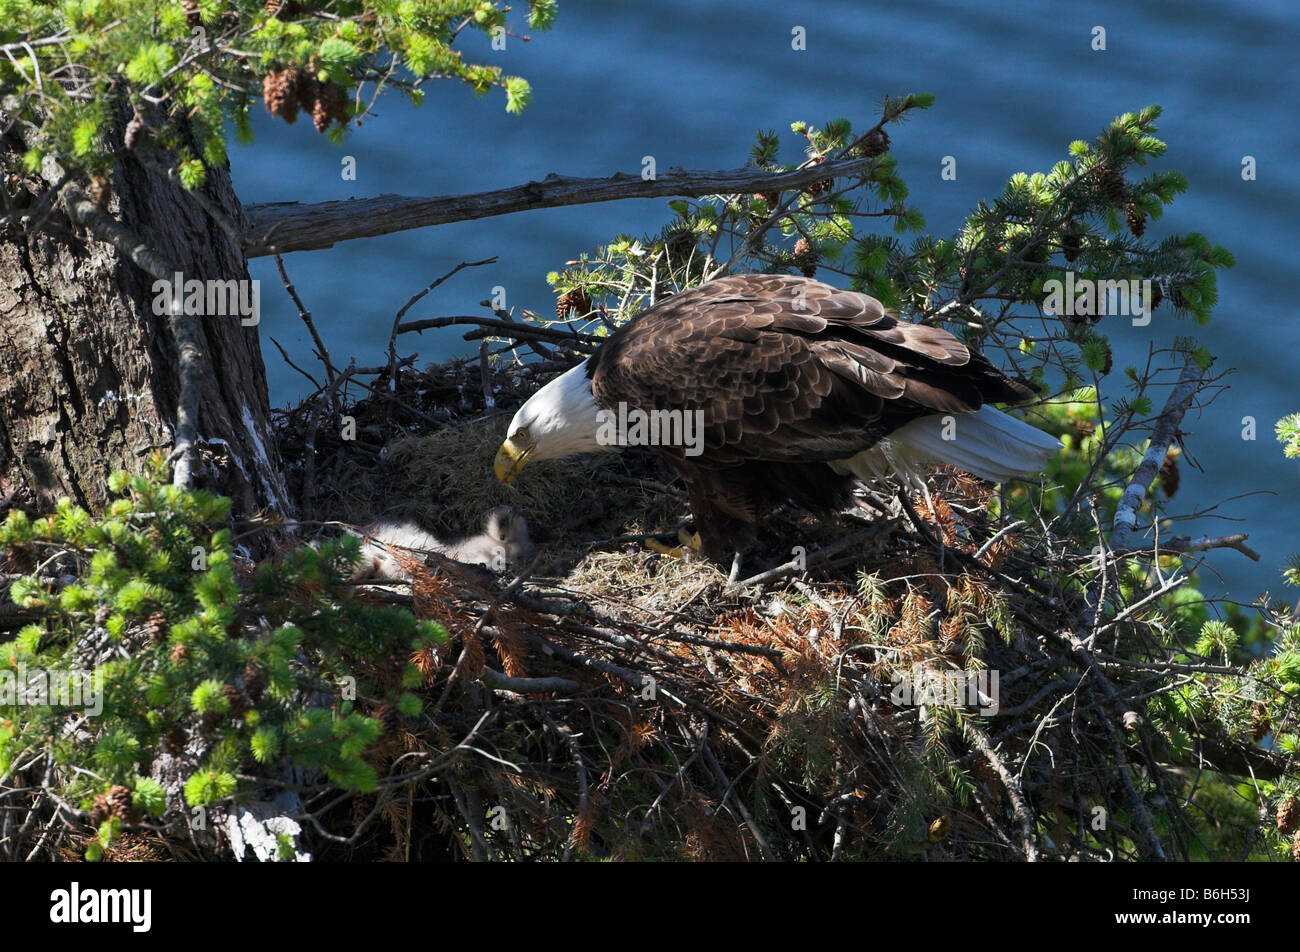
<box><xmin>241</xmin><ymin>156</ymin><xmax>878</xmax><ymax>257</ymax></box>
<box><xmin>397</xmin><ymin>313</ymin><xmax>603</xmax><ymax>349</ymax></box>
<box><xmin>1110</xmin><ymin>358</ymin><xmax>1204</xmax><ymax>552</ymax></box>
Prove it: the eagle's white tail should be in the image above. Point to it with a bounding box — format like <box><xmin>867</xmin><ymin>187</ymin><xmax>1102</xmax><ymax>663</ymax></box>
<box><xmin>836</xmin><ymin>406</ymin><xmax>1061</xmax><ymax>485</ymax></box>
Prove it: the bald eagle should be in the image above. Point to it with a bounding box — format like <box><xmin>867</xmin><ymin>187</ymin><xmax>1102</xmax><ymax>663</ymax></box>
<box><xmin>494</xmin><ymin>274</ymin><xmax>1059</xmax><ymax>569</ymax></box>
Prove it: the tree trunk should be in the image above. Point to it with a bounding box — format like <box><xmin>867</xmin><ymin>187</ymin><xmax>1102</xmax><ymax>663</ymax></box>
<box><xmin>0</xmin><ymin>138</ymin><xmax>290</xmax><ymax>516</ymax></box>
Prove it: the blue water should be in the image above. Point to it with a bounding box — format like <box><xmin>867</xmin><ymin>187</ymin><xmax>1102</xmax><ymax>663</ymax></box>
<box><xmin>232</xmin><ymin>0</ymin><xmax>1300</xmax><ymax>602</ymax></box>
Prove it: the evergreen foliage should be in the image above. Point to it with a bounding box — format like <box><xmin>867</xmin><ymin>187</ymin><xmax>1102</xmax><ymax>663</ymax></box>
<box><xmin>0</xmin><ymin>453</ymin><xmax>445</xmax><ymax>859</ymax></box>
<box><xmin>1</xmin><ymin>0</ymin><xmax>556</xmax><ymax>188</ymax></box>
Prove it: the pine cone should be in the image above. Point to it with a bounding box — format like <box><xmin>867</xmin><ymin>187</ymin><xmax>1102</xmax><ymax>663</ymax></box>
<box><xmin>1149</xmin><ymin>281</ymin><xmax>1164</xmax><ymax>311</ymax></box>
<box><xmin>145</xmin><ymin>611</ymin><xmax>168</xmax><ymax>644</ymax></box>
<box><xmin>1125</xmin><ymin>202</ymin><xmax>1147</xmax><ymax>237</ymax></box>
<box><xmin>223</xmin><ymin>683</ymin><xmax>248</xmax><ymax>720</ymax></box>
<box><xmin>556</xmin><ymin>288</ymin><xmax>592</xmax><ymax>319</ymax></box>
<box><xmin>1099</xmin><ymin>340</ymin><xmax>1113</xmax><ymax>376</ymax></box>
<box><xmin>1292</xmin><ymin>830</ymin><xmax>1300</xmax><ymax>863</ymax></box>
<box><xmin>1250</xmin><ymin>701</ymin><xmax>1271</xmax><ymax>743</ymax></box>
<box><xmin>312</xmin><ymin>81</ymin><xmax>348</xmax><ymax>133</ymax></box>
<box><xmin>1095</xmin><ymin>163</ymin><xmax>1126</xmax><ymax>204</ymax></box>
<box><xmin>376</xmin><ymin>702</ymin><xmax>402</xmax><ymax>737</ymax></box>
<box><xmin>1061</xmin><ymin>227</ymin><xmax>1083</xmax><ymax>262</ymax></box>
<box><xmin>262</xmin><ymin>68</ymin><xmax>303</xmax><ymax>124</ymax></box>
<box><xmin>89</xmin><ymin>795</ymin><xmax>110</xmax><ymax>827</ymax></box>
<box><xmin>183</xmin><ymin>0</ymin><xmax>201</xmax><ymax>27</ymax></box>
<box><xmin>1169</xmin><ymin>285</ymin><xmax>1188</xmax><ymax>310</ymax></box>
<box><xmin>107</xmin><ymin>784</ymin><xmax>134</xmax><ymax>822</ymax></box>
<box><xmin>792</xmin><ymin>237</ymin><xmax>818</xmax><ymax>277</ymax></box>
<box><xmin>1277</xmin><ymin>797</ymin><xmax>1299</xmax><ymax>834</ymax></box>
<box><xmin>265</xmin><ymin>0</ymin><xmax>301</xmax><ymax>16</ymax></box>
<box><xmin>856</xmin><ymin>127</ymin><xmax>890</xmax><ymax>158</ymax></box>
<box><xmin>87</xmin><ymin>175</ymin><xmax>112</xmax><ymax>213</ymax></box>
<box><xmin>243</xmin><ymin>664</ymin><xmax>267</xmax><ymax>705</ymax></box>
<box><xmin>162</xmin><ymin>726</ymin><xmax>187</xmax><ymax>754</ymax></box>
<box><xmin>805</xmin><ymin>156</ymin><xmax>833</xmax><ymax>197</ymax></box>
<box><xmin>200</xmin><ymin>708</ymin><xmax>223</xmax><ymax>733</ymax></box>
<box><xmin>1158</xmin><ymin>451</ymin><xmax>1180</xmax><ymax>499</ymax></box>
<box><xmin>170</xmin><ymin>643</ymin><xmax>189</xmax><ymax>663</ymax></box>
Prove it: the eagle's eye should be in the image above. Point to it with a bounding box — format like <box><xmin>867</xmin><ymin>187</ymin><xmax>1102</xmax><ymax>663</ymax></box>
<box><xmin>514</xmin><ymin>427</ymin><xmax>530</xmax><ymax>443</ymax></box>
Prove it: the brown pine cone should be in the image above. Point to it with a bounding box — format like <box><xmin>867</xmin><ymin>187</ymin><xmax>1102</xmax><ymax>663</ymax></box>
<box><xmin>107</xmin><ymin>784</ymin><xmax>134</xmax><ymax>821</ymax></box>
<box><xmin>1158</xmin><ymin>450</ymin><xmax>1180</xmax><ymax>499</ymax></box>
<box><xmin>183</xmin><ymin>0</ymin><xmax>201</xmax><ymax>27</ymax></box>
<box><xmin>170</xmin><ymin>643</ymin><xmax>189</xmax><ymax>663</ymax></box>
<box><xmin>145</xmin><ymin>611</ymin><xmax>168</xmax><ymax>644</ymax></box>
<box><xmin>1277</xmin><ymin>797</ymin><xmax>1299</xmax><ymax>834</ymax></box>
<box><xmin>1095</xmin><ymin>163</ymin><xmax>1126</xmax><ymax>204</ymax></box>
<box><xmin>223</xmin><ymin>683</ymin><xmax>248</xmax><ymax>719</ymax></box>
<box><xmin>1061</xmin><ymin>227</ymin><xmax>1083</xmax><ymax>262</ymax></box>
<box><xmin>265</xmin><ymin>0</ymin><xmax>301</xmax><ymax>16</ymax></box>
<box><xmin>1292</xmin><ymin>830</ymin><xmax>1300</xmax><ymax>862</ymax></box>
<box><xmin>1250</xmin><ymin>700</ymin><xmax>1271</xmax><ymax>743</ymax></box>
<box><xmin>856</xmin><ymin>127</ymin><xmax>890</xmax><ymax>158</ymax></box>
<box><xmin>792</xmin><ymin>237</ymin><xmax>818</xmax><ymax>277</ymax></box>
<box><xmin>1149</xmin><ymin>281</ymin><xmax>1164</xmax><ymax>310</ymax></box>
<box><xmin>312</xmin><ymin>81</ymin><xmax>348</xmax><ymax>133</ymax></box>
<box><xmin>87</xmin><ymin>175</ymin><xmax>112</xmax><ymax>213</ymax></box>
<box><xmin>162</xmin><ymin>726</ymin><xmax>188</xmax><ymax>754</ymax></box>
<box><xmin>262</xmin><ymin>68</ymin><xmax>303</xmax><ymax>124</ymax></box>
<box><xmin>243</xmin><ymin>663</ymin><xmax>267</xmax><ymax>705</ymax></box>
<box><xmin>201</xmin><ymin>708</ymin><xmax>223</xmax><ymax>733</ymax></box>
<box><xmin>376</xmin><ymin>702</ymin><xmax>402</xmax><ymax>737</ymax></box>
<box><xmin>556</xmin><ymin>287</ymin><xmax>592</xmax><ymax>319</ymax></box>
<box><xmin>1125</xmin><ymin>202</ymin><xmax>1147</xmax><ymax>237</ymax></box>
<box><xmin>805</xmin><ymin>156</ymin><xmax>833</xmax><ymax>197</ymax></box>
<box><xmin>89</xmin><ymin>795</ymin><xmax>110</xmax><ymax>827</ymax></box>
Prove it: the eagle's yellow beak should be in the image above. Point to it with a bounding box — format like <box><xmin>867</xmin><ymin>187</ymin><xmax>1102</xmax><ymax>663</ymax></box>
<box><xmin>494</xmin><ymin>436</ymin><xmax>534</xmax><ymax>485</ymax></box>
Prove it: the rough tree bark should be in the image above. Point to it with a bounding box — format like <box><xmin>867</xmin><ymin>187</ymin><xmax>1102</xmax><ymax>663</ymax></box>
<box><xmin>0</xmin><ymin>130</ymin><xmax>290</xmax><ymax>516</ymax></box>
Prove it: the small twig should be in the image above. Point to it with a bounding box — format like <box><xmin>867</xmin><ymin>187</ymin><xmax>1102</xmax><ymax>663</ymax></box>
<box><xmin>1110</xmin><ymin>358</ymin><xmax>1204</xmax><ymax>552</ymax></box>
<box><xmin>973</xmin><ymin>520</ymin><xmax>1027</xmax><ymax>561</ymax></box>
<box><xmin>399</xmin><ymin>313</ymin><xmax>602</xmax><ymax>349</ymax></box>
<box><xmin>965</xmin><ymin>722</ymin><xmax>1039</xmax><ymax>862</ymax></box>
<box><xmin>478</xmin><ymin>341</ymin><xmax>494</xmax><ymax>410</ymax></box>
<box><xmin>273</xmin><ymin>253</ymin><xmax>336</xmax><ymax>387</ymax></box>
<box><xmin>478</xmin><ymin>667</ymin><xmax>581</xmax><ymax>695</ymax></box>
<box><xmin>1117</xmin><ymin>532</ymin><xmax>1260</xmax><ymax>563</ymax></box>
<box><xmin>268</xmin><ymin>335</ymin><xmax>322</xmax><ymax>391</ymax></box>
<box><xmin>386</xmin><ymin>257</ymin><xmax>498</xmax><ymax>386</ymax></box>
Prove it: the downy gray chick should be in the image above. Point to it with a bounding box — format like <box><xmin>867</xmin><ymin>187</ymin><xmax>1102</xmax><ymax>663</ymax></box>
<box><xmin>350</xmin><ymin>506</ymin><xmax>533</xmax><ymax>581</ymax></box>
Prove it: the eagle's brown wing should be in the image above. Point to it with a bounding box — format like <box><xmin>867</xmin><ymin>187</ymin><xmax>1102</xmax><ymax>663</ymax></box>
<box><xmin>588</xmin><ymin>273</ymin><xmax>1032</xmax><ymax>465</ymax></box>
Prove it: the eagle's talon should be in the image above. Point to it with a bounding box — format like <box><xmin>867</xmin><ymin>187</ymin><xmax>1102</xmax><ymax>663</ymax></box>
<box><xmin>644</xmin><ymin>538</ymin><xmax>687</xmax><ymax>559</ymax></box>
<box><xmin>645</xmin><ymin>530</ymin><xmax>702</xmax><ymax>560</ymax></box>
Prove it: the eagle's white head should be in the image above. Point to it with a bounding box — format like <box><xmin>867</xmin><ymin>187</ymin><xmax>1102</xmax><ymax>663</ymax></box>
<box><xmin>494</xmin><ymin>360</ymin><xmax>608</xmax><ymax>484</ymax></box>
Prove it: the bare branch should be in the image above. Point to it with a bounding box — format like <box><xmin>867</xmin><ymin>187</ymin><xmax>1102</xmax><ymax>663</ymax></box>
<box><xmin>241</xmin><ymin>157</ymin><xmax>877</xmax><ymax>257</ymax></box>
<box><xmin>1110</xmin><ymin>358</ymin><xmax>1204</xmax><ymax>552</ymax></box>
